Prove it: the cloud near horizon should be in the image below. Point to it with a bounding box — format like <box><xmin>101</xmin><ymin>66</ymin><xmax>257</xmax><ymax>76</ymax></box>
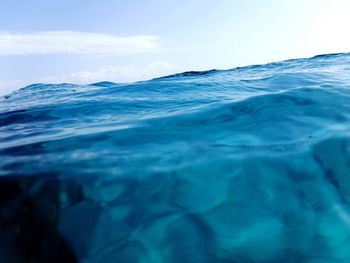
<box><xmin>0</xmin><ymin>61</ymin><xmax>178</xmax><ymax>96</ymax></box>
<box><xmin>41</xmin><ymin>61</ymin><xmax>176</xmax><ymax>83</ymax></box>
<box><xmin>0</xmin><ymin>31</ymin><xmax>161</xmax><ymax>56</ymax></box>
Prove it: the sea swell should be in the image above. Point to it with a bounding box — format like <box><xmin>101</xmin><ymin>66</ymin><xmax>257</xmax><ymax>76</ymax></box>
<box><xmin>1</xmin><ymin>53</ymin><xmax>350</xmax><ymax>262</ymax></box>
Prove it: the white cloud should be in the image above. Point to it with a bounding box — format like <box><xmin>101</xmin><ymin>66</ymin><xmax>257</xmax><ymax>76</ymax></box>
<box><xmin>0</xmin><ymin>31</ymin><xmax>161</xmax><ymax>56</ymax></box>
<box><xmin>40</xmin><ymin>61</ymin><xmax>177</xmax><ymax>83</ymax></box>
<box><xmin>0</xmin><ymin>61</ymin><xmax>180</xmax><ymax>96</ymax></box>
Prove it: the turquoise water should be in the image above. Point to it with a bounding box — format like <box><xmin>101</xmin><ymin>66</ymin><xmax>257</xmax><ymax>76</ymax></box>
<box><xmin>1</xmin><ymin>53</ymin><xmax>350</xmax><ymax>262</ymax></box>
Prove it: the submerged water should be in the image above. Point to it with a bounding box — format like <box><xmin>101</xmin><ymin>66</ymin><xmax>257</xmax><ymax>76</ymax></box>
<box><xmin>1</xmin><ymin>53</ymin><xmax>350</xmax><ymax>262</ymax></box>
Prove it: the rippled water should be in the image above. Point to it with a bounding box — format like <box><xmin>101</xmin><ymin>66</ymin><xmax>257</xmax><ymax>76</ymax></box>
<box><xmin>1</xmin><ymin>53</ymin><xmax>350</xmax><ymax>262</ymax></box>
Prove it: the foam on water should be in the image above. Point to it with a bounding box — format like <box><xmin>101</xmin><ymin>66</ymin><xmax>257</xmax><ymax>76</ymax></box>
<box><xmin>1</xmin><ymin>53</ymin><xmax>350</xmax><ymax>262</ymax></box>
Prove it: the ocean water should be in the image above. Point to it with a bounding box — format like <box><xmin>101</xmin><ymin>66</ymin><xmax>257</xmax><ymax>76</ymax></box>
<box><xmin>1</xmin><ymin>53</ymin><xmax>350</xmax><ymax>262</ymax></box>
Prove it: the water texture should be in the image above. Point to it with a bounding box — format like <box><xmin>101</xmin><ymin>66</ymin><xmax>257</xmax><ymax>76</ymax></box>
<box><xmin>1</xmin><ymin>53</ymin><xmax>350</xmax><ymax>262</ymax></box>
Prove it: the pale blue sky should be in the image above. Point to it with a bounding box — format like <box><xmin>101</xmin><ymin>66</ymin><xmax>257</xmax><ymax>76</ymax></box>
<box><xmin>0</xmin><ymin>0</ymin><xmax>349</xmax><ymax>94</ymax></box>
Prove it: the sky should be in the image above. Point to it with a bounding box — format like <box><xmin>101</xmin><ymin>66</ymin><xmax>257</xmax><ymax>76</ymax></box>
<box><xmin>0</xmin><ymin>0</ymin><xmax>350</xmax><ymax>95</ymax></box>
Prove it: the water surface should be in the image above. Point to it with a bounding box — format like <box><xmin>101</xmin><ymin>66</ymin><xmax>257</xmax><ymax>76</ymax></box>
<box><xmin>1</xmin><ymin>53</ymin><xmax>350</xmax><ymax>262</ymax></box>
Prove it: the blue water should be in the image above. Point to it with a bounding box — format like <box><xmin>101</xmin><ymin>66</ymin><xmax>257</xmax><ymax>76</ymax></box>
<box><xmin>1</xmin><ymin>53</ymin><xmax>350</xmax><ymax>262</ymax></box>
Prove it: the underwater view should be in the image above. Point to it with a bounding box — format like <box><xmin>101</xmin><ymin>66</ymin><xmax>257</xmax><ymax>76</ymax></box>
<box><xmin>1</xmin><ymin>53</ymin><xmax>350</xmax><ymax>262</ymax></box>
